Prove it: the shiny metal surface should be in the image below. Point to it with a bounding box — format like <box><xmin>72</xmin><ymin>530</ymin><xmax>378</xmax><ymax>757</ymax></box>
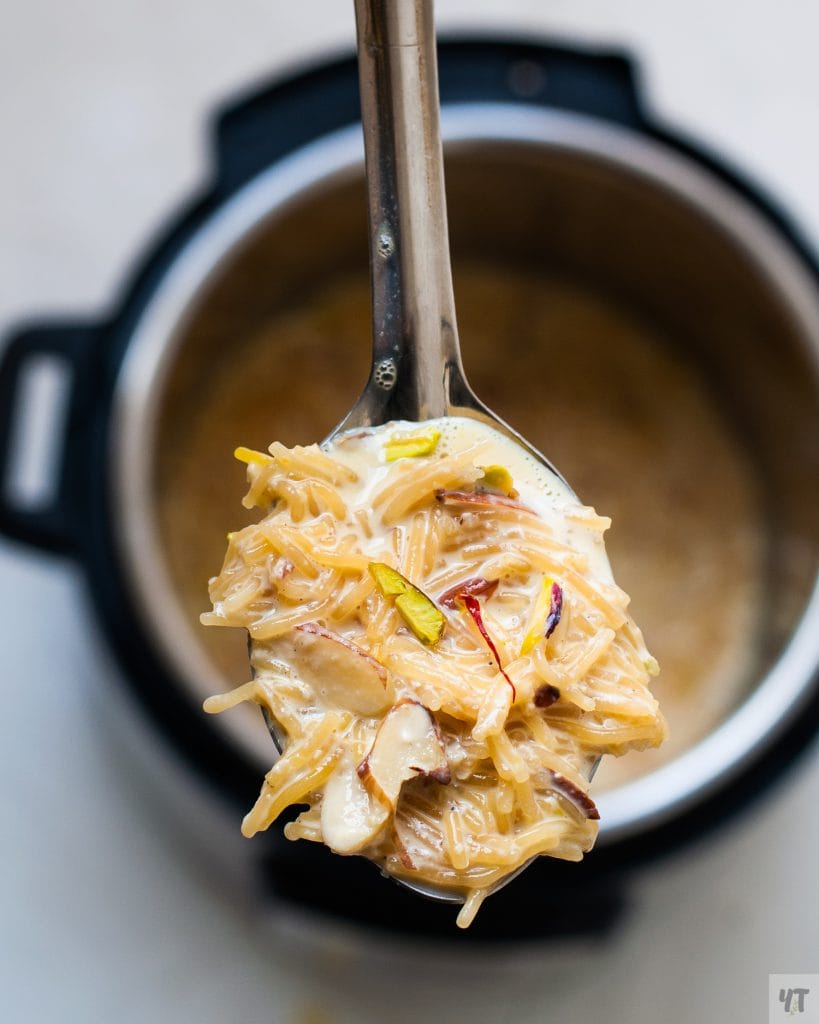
<box><xmin>348</xmin><ymin>0</ymin><xmax>466</xmax><ymax>429</ymax></box>
<box><xmin>111</xmin><ymin>104</ymin><xmax>819</xmax><ymax>850</ymax></box>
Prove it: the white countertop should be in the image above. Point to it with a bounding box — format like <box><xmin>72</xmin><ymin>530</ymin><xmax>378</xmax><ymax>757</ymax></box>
<box><xmin>2</xmin><ymin>3</ymin><xmax>818</xmax><ymax>1022</ymax></box>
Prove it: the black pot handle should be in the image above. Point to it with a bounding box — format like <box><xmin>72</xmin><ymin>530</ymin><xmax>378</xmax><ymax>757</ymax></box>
<box><xmin>0</xmin><ymin>322</ymin><xmax>99</xmax><ymax>556</ymax></box>
<box><xmin>213</xmin><ymin>40</ymin><xmax>645</xmax><ymax>194</ymax></box>
<box><xmin>497</xmin><ymin>42</ymin><xmax>644</xmax><ymax>128</ymax></box>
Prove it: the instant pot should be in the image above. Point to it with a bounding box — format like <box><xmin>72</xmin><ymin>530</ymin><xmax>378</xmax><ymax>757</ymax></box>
<box><xmin>2</xmin><ymin>39</ymin><xmax>818</xmax><ymax>940</ymax></box>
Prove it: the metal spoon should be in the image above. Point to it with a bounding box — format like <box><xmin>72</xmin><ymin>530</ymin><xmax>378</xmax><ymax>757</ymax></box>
<box><xmin>260</xmin><ymin>0</ymin><xmax>596</xmax><ymax>906</ymax></box>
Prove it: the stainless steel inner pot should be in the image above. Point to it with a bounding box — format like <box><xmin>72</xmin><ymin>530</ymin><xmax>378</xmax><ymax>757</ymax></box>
<box><xmin>112</xmin><ymin>104</ymin><xmax>819</xmax><ymax>846</ymax></box>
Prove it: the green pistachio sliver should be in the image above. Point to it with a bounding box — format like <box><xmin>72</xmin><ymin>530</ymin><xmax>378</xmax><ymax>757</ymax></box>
<box><xmin>368</xmin><ymin>561</ymin><xmax>409</xmax><ymax>597</ymax></box>
<box><xmin>395</xmin><ymin>590</ymin><xmax>445</xmax><ymax>645</ymax></box>
<box><xmin>368</xmin><ymin>561</ymin><xmax>445</xmax><ymax>645</ymax></box>
<box><xmin>478</xmin><ymin>464</ymin><xmax>517</xmax><ymax>497</ymax></box>
<box><xmin>384</xmin><ymin>429</ymin><xmax>441</xmax><ymax>462</ymax></box>
<box><xmin>520</xmin><ymin>575</ymin><xmax>553</xmax><ymax>656</ymax></box>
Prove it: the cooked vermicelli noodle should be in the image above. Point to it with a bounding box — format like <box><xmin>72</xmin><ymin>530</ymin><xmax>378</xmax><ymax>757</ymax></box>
<box><xmin>203</xmin><ymin>417</ymin><xmax>666</xmax><ymax>927</ymax></box>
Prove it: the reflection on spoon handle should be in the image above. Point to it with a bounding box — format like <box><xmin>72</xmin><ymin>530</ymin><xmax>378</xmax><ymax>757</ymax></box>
<box><xmin>349</xmin><ymin>0</ymin><xmax>464</xmax><ymax>428</ymax></box>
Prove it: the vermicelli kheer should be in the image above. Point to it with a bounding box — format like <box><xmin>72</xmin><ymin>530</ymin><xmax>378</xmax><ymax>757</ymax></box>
<box><xmin>202</xmin><ymin>417</ymin><xmax>667</xmax><ymax>926</ymax></box>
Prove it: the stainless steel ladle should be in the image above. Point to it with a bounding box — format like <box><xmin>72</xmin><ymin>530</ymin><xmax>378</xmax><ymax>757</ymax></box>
<box><xmin>260</xmin><ymin>0</ymin><xmax>597</xmax><ymax>906</ymax></box>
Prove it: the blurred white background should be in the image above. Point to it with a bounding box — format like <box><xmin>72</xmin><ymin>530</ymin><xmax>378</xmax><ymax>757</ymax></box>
<box><xmin>1</xmin><ymin>2</ymin><xmax>818</xmax><ymax>1022</ymax></box>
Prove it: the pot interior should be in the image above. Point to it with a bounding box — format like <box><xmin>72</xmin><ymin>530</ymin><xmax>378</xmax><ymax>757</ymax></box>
<box><xmin>151</xmin><ymin>134</ymin><xmax>819</xmax><ymax>806</ymax></box>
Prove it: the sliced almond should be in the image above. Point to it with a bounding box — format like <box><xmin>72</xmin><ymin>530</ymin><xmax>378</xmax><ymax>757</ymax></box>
<box><xmin>283</xmin><ymin>622</ymin><xmax>394</xmax><ymax>715</ymax></box>
<box><xmin>435</xmin><ymin>488</ymin><xmax>535</xmax><ymax>514</ymax></box>
<box><xmin>321</xmin><ymin>753</ymin><xmax>389</xmax><ymax>853</ymax></box>
<box><xmin>358</xmin><ymin>700</ymin><xmax>450</xmax><ymax>808</ymax></box>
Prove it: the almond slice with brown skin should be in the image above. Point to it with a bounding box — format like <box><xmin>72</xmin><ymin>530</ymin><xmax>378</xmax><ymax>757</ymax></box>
<box><xmin>358</xmin><ymin>700</ymin><xmax>451</xmax><ymax>809</ymax></box>
<box><xmin>434</xmin><ymin>488</ymin><xmax>536</xmax><ymax>514</ymax></box>
<box><xmin>283</xmin><ymin>622</ymin><xmax>394</xmax><ymax>715</ymax></box>
<box><xmin>549</xmin><ymin>771</ymin><xmax>600</xmax><ymax>820</ymax></box>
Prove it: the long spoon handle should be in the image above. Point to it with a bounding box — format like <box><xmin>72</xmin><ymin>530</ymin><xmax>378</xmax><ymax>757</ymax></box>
<box><xmin>350</xmin><ymin>0</ymin><xmax>464</xmax><ymax>426</ymax></box>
